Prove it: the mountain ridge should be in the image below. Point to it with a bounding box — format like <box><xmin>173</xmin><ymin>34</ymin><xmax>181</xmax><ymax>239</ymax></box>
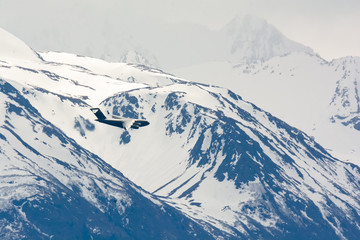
<box><xmin>172</xmin><ymin>52</ymin><xmax>360</xmax><ymax>164</ymax></box>
<box><xmin>0</xmin><ymin>28</ymin><xmax>42</xmax><ymax>61</ymax></box>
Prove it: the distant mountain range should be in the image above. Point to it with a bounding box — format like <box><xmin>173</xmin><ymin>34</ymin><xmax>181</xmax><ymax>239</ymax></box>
<box><xmin>1</xmin><ymin>27</ymin><xmax>360</xmax><ymax>239</ymax></box>
<box><xmin>0</xmin><ymin>14</ymin><xmax>312</xmax><ymax>68</ymax></box>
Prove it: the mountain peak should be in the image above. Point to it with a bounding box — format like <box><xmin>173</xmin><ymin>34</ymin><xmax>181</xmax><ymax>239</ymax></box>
<box><xmin>222</xmin><ymin>14</ymin><xmax>314</xmax><ymax>63</ymax></box>
<box><xmin>0</xmin><ymin>28</ymin><xmax>41</xmax><ymax>62</ymax></box>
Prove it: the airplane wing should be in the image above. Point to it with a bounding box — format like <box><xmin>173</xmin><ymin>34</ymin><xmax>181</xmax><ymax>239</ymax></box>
<box><xmin>123</xmin><ymin>119</ymin><xmax>150</xmax><ymax>130</ymax></box>
<box><xmin>132</xmin><ymin>120</ymin><xmax>150</xmax><ymax>129</ymax></box>
<box><xmin>123</xmin><ymin>119</ymin><xmax>135</xmax><ymax>130</ymax></box>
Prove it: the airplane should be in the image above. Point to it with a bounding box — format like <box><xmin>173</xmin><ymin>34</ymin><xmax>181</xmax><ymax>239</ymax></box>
<box><xmin>90</xmin><ymin>108</ymin><xmax>149</xmax><ymax>130</ymax></box>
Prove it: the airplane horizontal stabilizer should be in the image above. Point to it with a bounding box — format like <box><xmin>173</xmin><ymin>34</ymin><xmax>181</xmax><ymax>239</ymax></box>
<box><xmin>91</xmin><ymin>108</ymin><xmax>106</xmax><ymax>120</ymax></box>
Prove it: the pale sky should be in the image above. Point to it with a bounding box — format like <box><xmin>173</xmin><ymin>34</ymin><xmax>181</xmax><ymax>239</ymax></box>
<box><xmin>0</xmin><ymin>0</ymin><xmax>359</xmax><ymax>60</ymax></box>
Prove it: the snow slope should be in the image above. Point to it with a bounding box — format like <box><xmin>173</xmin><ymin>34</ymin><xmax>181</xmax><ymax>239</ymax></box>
<box><xmin>0</xmin><ymin>77</ymin><xmax>220</xmax><ymax>239</ymax></box>
<box><xmin>0</xmin><ymin>28</ymin><xmax>41</xmax><ymax>62</ymax></box>
<box><xmin>97</xmin><ymin>78</ymin><xmax>360</xmax><ymax>239</ymax></box>
<box><xmin>2</xmin><ymin>28</ymin><xmax>360</xmax><ymax>239</ymax></box>
<box><xmin>172</xmin><ymin>52</ymin><xmax>360</xmax><ymax>164</ymax></box>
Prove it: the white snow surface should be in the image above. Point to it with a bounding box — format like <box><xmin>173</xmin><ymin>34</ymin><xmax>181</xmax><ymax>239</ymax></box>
<box><xmin>0</xmin><ymin>27</ymin><xmax>40</xmax><ymax>62</ymax></box>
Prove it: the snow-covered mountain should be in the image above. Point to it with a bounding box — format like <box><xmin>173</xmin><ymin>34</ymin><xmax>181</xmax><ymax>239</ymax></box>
<box><xmin>221</xmin><ymin>15</ymin><xmax>313</xmax><ymax>63</ymax></box>
<box><xmin>329</xmin><ymin>57</ymin><xmax>360</xmax><ymax>130</ymax></box>
<box><xmin>0</xmin><ymin>78</ymin><xmax>219</xmax><ymax>240</ymax></box>
<box><xmin>98</xmin><ymin>81</ymin><xmax>360</xmax><ymax>239</ymax></box>
<box><xmin>0</xmin><ymin>28</ymin><xmax>224</xmax><ymax>240</ymax></box>
<box><xmin>2</xmin><ymin>28</ymin><xmax>360</xmax><ymax>239</ymax></box>
<box><xmin>137</xmin><ymin>15</ymin><xmax>313</xmax><ymax>69</ymax></box>
<box><xmin>173</xmin><ymin>52</ymin><xmax>360</xmax><ymax>164</ymax></box>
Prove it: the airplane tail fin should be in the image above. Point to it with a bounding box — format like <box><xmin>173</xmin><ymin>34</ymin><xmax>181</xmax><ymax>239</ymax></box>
<box><xmin>90</xmin><ymin>108</ymin><xmax>107</xmax><ymax>120</ymax></box>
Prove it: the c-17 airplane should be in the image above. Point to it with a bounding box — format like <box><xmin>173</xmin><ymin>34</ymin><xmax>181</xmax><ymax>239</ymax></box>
<box><xmin>90</xmin><ymin>108</ymin><xmax>150</xmax><ymax>130</ymax></box>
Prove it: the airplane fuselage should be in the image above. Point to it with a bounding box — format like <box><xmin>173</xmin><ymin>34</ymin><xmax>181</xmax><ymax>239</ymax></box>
<box><xmin>91</xmin><ymin>108</ymin><xmax>150</xmax><ymax>130</ymax></box>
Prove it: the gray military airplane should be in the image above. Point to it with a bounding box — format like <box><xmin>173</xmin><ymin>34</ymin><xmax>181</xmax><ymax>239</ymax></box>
<box><xmin>90</xmin><ymin>108</ymin><xmax>149</xmax><ymax>130</ymax></box>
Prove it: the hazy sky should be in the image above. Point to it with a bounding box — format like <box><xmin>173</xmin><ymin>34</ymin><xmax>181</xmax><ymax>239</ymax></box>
<box><xmin>0</xmin><ymin>0</ymin><xmax>359</xmax><ymax>60</ymax></box>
